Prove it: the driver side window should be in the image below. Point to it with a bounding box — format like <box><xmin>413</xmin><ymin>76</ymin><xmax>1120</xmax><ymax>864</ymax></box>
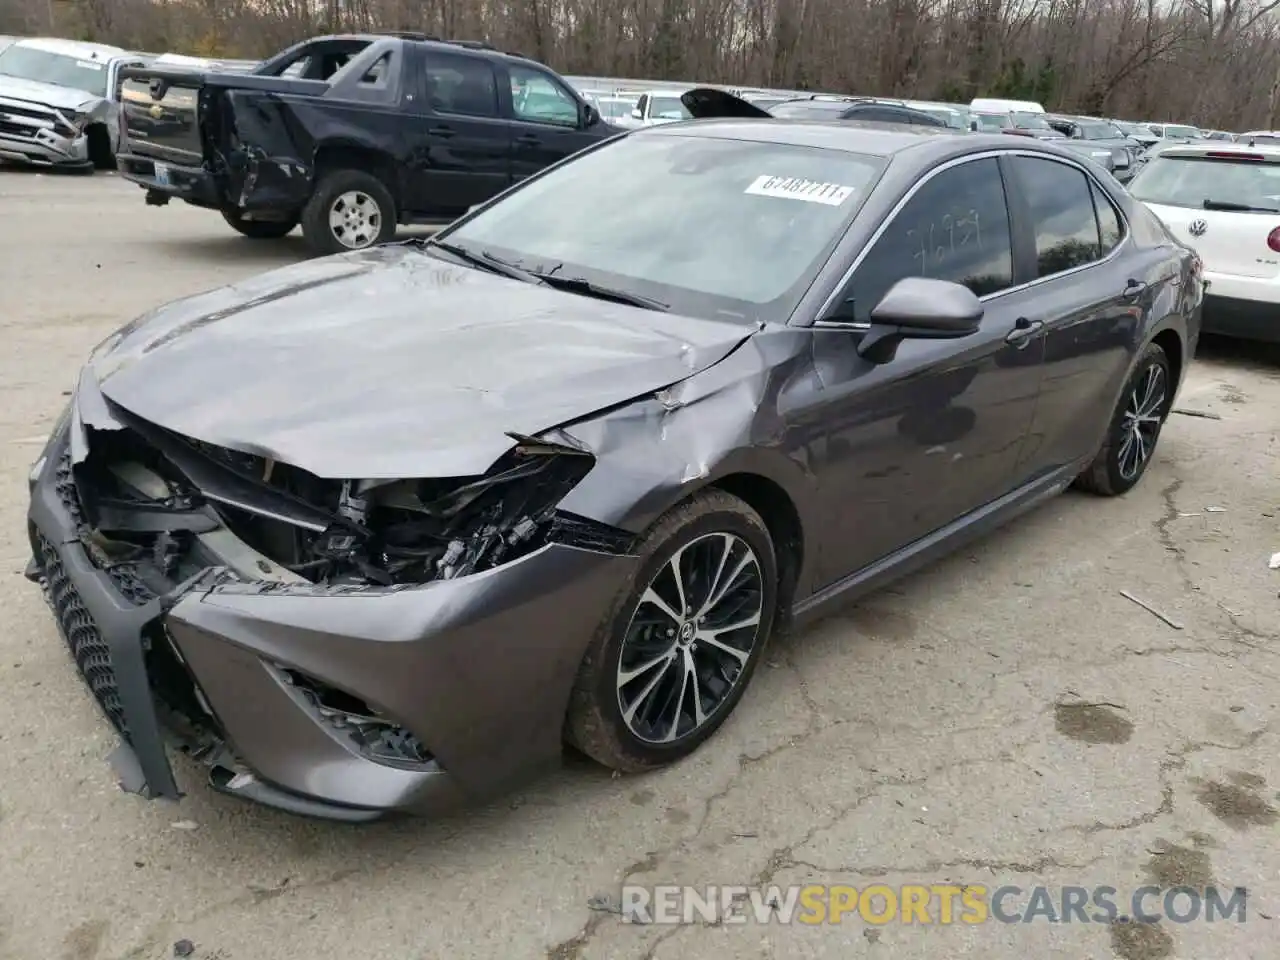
<box><xmin>509</xmin><ymin>65</ymin><xmax>579</xmax><ymax>127</ymax></box>
<box><xmin>840</xmin><ymin>157</ymin><xmax>1015</xmax><ymax>323</ymax></box>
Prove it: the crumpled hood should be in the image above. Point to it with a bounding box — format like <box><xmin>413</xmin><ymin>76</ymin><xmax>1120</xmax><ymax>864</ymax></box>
<box><xmin>92</xmin><ymin>245</ymin><xmax>755</xmax><ymax>479</ymax></box>
<box><xmin>0</xmin><ymin>74</ymin><xmax>103</xmax><ymax>111</ymax></box>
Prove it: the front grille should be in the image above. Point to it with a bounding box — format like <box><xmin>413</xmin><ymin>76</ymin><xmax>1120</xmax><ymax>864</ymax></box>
<box><xmin>0</xmin><ymin>119</ymin><xmax>37</xmax><ymax>138</ymax></box>
<box><xmin>36</xmin><ymin>533</ymin><xmax>130</xmax><ymax>738</ymax></box>
<box><xmin>0</xmin><ymin>102</ymin><xmax>54</xmax><ymax>122</ymax></box>
<box><xmin>53</xmin><ymin>451</ymin><xmax>85</xmax><ymax>525</ymax></box>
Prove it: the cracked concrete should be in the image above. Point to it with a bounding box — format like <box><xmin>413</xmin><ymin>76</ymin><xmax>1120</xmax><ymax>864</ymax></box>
<box><xmin>2</xmin><ymin>170</ymin><xmax>1279</xmax><ymax>960</ymax></box>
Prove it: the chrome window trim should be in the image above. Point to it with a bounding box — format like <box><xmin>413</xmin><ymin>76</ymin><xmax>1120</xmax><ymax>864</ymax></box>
<box><xmin>817</xmin><ymin>147</ymin><xmax>1133</xmax><ymax>321</ymax></box>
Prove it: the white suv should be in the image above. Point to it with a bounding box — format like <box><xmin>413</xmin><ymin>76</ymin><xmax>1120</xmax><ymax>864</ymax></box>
<box><xmin>1128</xmin><ymin>142</ymin><xmax>1280</xmax><ymax>342</ymax></box>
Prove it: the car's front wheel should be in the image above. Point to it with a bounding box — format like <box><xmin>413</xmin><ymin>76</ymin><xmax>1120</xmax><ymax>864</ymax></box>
<box><xmin>567</xmin><ymin>489</ymin><xmax>777</xmax><ymax>772</ymax></box>
<box><xmin>301</xmin><ymin>169</ymin><xmax>396</xmax><ymax>255</ymax></box>
<box><xmin>1075</xmin><ymin>341</ymin><xmax>1172</xmax><ymax>495</ymax></box>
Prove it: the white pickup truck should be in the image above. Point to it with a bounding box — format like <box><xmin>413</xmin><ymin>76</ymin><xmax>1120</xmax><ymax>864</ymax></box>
<box><xmin>0</xmin><ymin>37</ymin><xmax>150</xmax><ymax>170</ymax></box>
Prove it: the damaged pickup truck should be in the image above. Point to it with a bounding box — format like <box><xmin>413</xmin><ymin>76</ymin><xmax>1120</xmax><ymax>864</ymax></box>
<box><xmin>116</xmin><ymin>33</ymin><xmax>620</xmax><ymax>255</ymax></box>
<box><xmin>0</xmin><ymin>37</ymin><xmax>149</xmax><ymax>170</ymax></box>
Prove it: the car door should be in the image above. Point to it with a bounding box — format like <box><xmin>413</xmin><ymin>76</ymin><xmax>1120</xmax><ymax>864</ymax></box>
<box><xmin>806</xmin><ymin>156</ymin><xmax>1048</xmax><ymax>585</ymax></box>
<box><xmin>1002</xmin><ymin>154</ymin><xmax>1148</xmax><ymax>475</ymax></box>
<box><xmin>502</xmin><ymin>62</ymin><xmax>601</xmax><ymax>183</ymax></box>
<box><xmin>403</xmin><ymin>51</ymin><xmax>511</xmax><ymax>218</ymax></box>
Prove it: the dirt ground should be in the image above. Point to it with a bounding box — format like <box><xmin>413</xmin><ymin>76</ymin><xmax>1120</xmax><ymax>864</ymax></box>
<box><xmin>1</xmin><ymin>169</ymin><xmax>1278</xmax><ymax>960</ymax></box>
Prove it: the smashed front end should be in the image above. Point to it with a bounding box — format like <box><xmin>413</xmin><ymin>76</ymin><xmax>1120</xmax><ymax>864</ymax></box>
<box><xmin>25</xmin><ymin>374</ymin><xmax>638</xmax><ymax>820</ymax></box>
<box><xmin>0</xmin><ymin>91</ymin><xmax>107</xmax><ymax>168</ymax></box>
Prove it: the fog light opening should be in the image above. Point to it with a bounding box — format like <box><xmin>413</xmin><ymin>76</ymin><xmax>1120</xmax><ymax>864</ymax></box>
<box><xmin>278</xmin><ymin>667</ymin><xmax>436</xmax><ymax>768</ymax></box>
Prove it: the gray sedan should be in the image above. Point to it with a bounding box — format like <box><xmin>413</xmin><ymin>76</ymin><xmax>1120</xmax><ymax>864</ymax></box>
<box><xmin>26</xmin><ymin>119</ymin><xmax>1202</xmax><ymax>821</ymax></box>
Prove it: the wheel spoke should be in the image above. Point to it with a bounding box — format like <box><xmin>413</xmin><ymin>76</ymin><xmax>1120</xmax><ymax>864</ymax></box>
<box><xmin>683</xmin><ymin>650</ymin><xmax>707</xmax><ymax>731</ymax></box>
<box><xmin>661</xmin><ymin>658</ymin><xmax>691</xmax><ymax>741</ymax></box>
<box><xmin>667</xmin><ymin>546</ymin><xmax>691</xmax><ymax>618</ymax></box>
<box><xmin>621</xmin><ymin>656</ymin><xmax>675</xmax><ymax>725</ymax></box>
<box><xmin>617</xmin><ymin>651</ymin><xmax>672</xmax><ymax>689</ymax></box>
<box><xmin>640</xmin><ymin>586</ymin><xmax>681</xmax><ymax>626</ymax></box>
<box><xmin>698</xmin><ymin>551</ymin><xmax>753</xmax><ymax>619</ymax></box>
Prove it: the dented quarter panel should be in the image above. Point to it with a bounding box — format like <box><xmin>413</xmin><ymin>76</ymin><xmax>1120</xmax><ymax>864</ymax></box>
<box><xmin>554</xmin><ymin>327</ymin><xmax>827</xmax><ymax>599</ymax></box>
<box><xmin>218</xmin><ymin>91</ymin><xmax>406</xmax><ymax>212</ymax></box>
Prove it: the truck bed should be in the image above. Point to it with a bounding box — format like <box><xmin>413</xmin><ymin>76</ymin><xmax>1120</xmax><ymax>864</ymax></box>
<box><xmin>118</xmin><ymin>65</ymin><xmax>327</xmax><ymax>165</ymax></box>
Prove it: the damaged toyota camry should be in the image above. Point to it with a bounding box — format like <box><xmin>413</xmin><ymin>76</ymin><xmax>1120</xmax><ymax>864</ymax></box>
<box><xmin>27</xmin><ymin>117</ymin><xmax>1202</xmax><ymax>821</ymax></box>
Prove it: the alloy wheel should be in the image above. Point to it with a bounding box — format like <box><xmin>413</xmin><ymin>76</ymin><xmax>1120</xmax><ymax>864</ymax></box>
<box><xmin>328</xmin><ymin>191</ymin><xmax>381</xmax><ymax>249</ymax></box>
<box><xmin>1117</xmin><ymin>362</ymin><xmax>1166</xmax><ymax>481</ymax></box>
<box><xmin>616</xmin><ymin>532</ymin><xmax>765</xmax><ymax>744</ymax></box>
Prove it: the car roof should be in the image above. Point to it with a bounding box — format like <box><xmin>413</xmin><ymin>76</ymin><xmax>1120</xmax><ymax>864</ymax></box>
<box><xmin>12</xmin><ymin>36</ymin><xmax>126</xmax><ymax>58</ymax></box>
<box><xmin>639</xmin><ymin>118</ymin><xmax>1043</xmax><ymax>158</ymax></box>
<box><xmin>1156</xmin><ymin>141</ymin><xmax>1280</xmax><ymax>160</ymax></box>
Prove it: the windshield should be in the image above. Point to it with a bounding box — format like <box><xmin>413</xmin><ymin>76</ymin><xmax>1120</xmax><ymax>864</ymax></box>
<box><xmin>649</xmin><ymin>95</ymin><xmax>691</xmax><ymax>120</ymax></box>
<box><xmin>596</xmin><ymin>98</ymin><xmax>635</xmax><ymax>120</ymax></box>
<box><xmin>1248</xmin><ymin>134</ymin><xmax>1280</xmax><ymax>145</ymax></box>
<box><xmin>1130</xmin><ymin>155</ymin><xmax>1280</xmax><ymax>211</ymax></box>
<box><xmin>1012</xmin><ymin>112</ymin><xmax>1051</xmax><ymax>129</ymax></box>
<box><xmin>973</xmin><ymin>113</ymin><xmax>1009</xmax><ymax>131</ymax></box>
<box><xmin>915</xmin><ymin>105</ymin><xmax>962</xmax><ymax>127</ymax></box>
<box><xmin>442</xmin><ymin>134</ymin><xmax>885</xmax><ymax>321</ymax></box>
<box><xmin>0</xmin><ymin>45</ymin><xmax>108</xmax><ymax>96</ymax></box>
<box><xmin>1164</xmin><ymin>124</ymin><xmax>1200</xmax><ymax>139</ymax></box>
<box><xmin>1078</xmin><ymin>122</ymin><xmax>1122</xmax><ymax>139</ymax></box>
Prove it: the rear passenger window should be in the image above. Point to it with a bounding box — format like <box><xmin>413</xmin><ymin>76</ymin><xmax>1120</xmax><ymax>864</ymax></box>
<box><xmin>1011</xmin><ymin>156</ymin><xmax>1102</xmax><ymax>277</ymax></box>
<box><xmin>842</xmin><ymin>157</ymin><xmax>1014</xmax><ymax>321</ymax></box>
<box><xmin>1092</xmin><ymin>182</ymin><xmax>1124</xmax><ymax>254</ymax></box>
<box><xmin>424</xmin><ymin>54</ymin><xmax>498</xmax><ymax>118</ymax></box>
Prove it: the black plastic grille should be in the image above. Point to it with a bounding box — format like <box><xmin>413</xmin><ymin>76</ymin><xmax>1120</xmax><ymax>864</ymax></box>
<box><xmin>52</xmin><ymin>451</ymin><xmax>85</xmax><ymax>526</ymax></box>
<box><xmin>36</xmin><ymin>533</ymin><xmax>129</xmax><ymax>738</ymax></box>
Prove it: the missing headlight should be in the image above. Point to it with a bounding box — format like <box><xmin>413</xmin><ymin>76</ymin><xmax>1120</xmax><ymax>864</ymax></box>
<box><xmin>265</xmin><ymin>442</ymin><xmax>603</xmax><ymax>586</ymax></box>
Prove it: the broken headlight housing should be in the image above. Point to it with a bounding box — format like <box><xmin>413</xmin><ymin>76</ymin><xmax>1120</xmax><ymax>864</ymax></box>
<box><xmin>206</xmin><ymin>436</ymin><xmax>634</xmax><ymax>589</ymax></box>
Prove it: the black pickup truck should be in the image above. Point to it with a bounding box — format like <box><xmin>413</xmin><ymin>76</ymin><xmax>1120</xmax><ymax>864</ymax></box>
<box><xmin>116</xmin><ymin>34</ymin><xmax>620</xmax><ymax>254</ymax></box>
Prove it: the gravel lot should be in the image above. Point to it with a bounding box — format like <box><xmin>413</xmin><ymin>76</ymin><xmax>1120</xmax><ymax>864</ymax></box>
<box><xmin>2</xmin><ymin>168</ymin><xmax>1278</xmax><ymax>960</ymax></box>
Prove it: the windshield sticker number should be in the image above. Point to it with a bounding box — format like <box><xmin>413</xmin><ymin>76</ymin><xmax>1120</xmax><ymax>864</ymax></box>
<box><xmin>75</xmin><ymin>60</ymin><xmax>105</xmax><ymax>70</ymax></box>
<box><xmin>744</xmin><ymin>175</ymin><xmax>855</xmax><ymax>206</ymax></box>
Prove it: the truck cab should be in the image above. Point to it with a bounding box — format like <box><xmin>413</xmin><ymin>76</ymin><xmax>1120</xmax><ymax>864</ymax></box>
<box><xmin>115</xmin><ymin>34</ymin><xmax>620</xmax><ymax>254</ymax></box>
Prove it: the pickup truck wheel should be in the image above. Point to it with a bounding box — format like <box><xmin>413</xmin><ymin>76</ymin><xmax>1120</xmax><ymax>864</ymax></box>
<box><xmin>301</xmin><ymin>169</ymin><xmax>396</xmax><ymax>255</ymax></box>
<box><xmin>221</xmin><ymin>210</ymin><xmax>298</xmax><ymax>239</ymax></box>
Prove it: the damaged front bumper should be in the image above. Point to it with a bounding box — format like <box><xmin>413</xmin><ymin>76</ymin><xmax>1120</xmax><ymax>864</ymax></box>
<box><xmin>26</xmin><ymin>382</ymin><xmax>639</xmax><ymax>821</ymax></box>
<box><xmin>0</xmin><ymin>105</ymin><xmax>91</xmax><ymax>168</ymax></box>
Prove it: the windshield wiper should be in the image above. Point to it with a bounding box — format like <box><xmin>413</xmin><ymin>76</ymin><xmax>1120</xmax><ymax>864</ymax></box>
<box><xmin>424</xmin><ymin>239</ymin><xmax>540</xmax><ymax>283</ymax></box>
<box><xmin>1202</xmin><ymin>199</ymin><xmax>1280</xmax><ymax>212</ymax></box>
<box><xmin>530</xmin><ymin>270</ymin><xmax>670</xmax><ymax>311</ymax></box>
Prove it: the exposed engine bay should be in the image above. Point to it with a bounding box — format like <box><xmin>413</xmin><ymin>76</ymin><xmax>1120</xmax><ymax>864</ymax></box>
<box><xmin>68</xmin><ymin>416</ymin><xmax>635</xmax><ymax>595</ymax></box>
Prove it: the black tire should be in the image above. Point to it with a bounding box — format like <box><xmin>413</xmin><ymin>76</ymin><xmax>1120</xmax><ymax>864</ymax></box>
<box><xmin>300</xmin><ymin>168</ymin><xmax>396</xmax><ymax>256</ymax></box>
<box><xmin>221</xmin><ymin>209</ymin><xmax>298</xmax><ymax>239</ymax></box>
<box><xmin>87</xmin><ymin>124</ymin><xmax>114</xmax><ymax>171</ymax></box>
<box><xmin>1074</xmin><ymin>341</ymin><xmax>1172</xmax><ymax>496</ymax></box>
<box><xmin>566</xmin><ymin>489</ymin><xmax>778</xmax><ymax>772</ymax></box>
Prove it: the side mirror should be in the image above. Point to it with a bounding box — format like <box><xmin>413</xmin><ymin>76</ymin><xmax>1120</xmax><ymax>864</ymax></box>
<box><xmin>581</xmin><ymin>102</ymin><xmax>599</xmax><ymax>127</ymax></box>
<box><xmin>631</xmin><ymin>107</ymin><xmax>642</xmax><ymax>120</ymax></box>
<box><xmin>857</xmin><ymin>277</ymin><xmax>983</xmax><ymax>363</ymax></box>
<box><xmin>969</xmin><ymin>119</ymin><xmax>978</xmax><ymax>131</ymax></box>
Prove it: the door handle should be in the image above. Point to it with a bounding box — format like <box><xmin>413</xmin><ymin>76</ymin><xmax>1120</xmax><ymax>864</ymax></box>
<box><xmin>1005</xmin><ymin>317</ymin><xmax>1044</xmax><ymax>347</ymax></box>
<box><xmin>428</xmin><ymin>125</ymin><xmax>455</xmax><ymax>138</ymax></box>
<box><xmin>515</xmin><ymin>133</ymin><xmax>540</xmax><ymax>145</ymax></box>
<box><xmin>1121</xmin><ymin>279</ymin><xmax>1148</xmax><ymax>301</ymax></box>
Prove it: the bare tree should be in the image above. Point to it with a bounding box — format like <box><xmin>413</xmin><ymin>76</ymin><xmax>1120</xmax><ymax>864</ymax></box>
<box><xmin>6</xmin><ymin>0</ymin><xmax>1280</xmax><ymax>127</ymax></box>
